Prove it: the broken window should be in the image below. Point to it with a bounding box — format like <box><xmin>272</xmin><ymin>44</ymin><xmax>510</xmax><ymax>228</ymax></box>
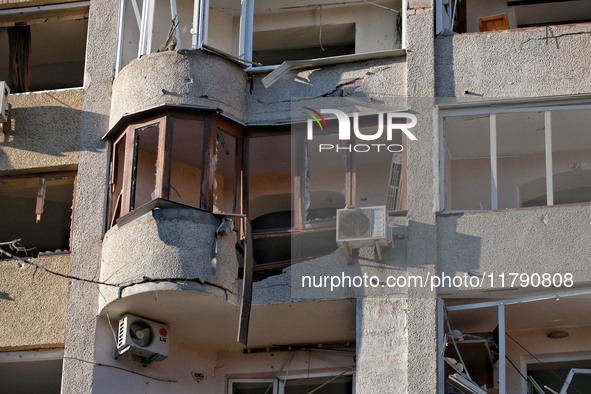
<box><xmin>116</xmin><ymin>0</ymin><xmax>404</xmax><ymax>73</ymax></box>
<box><xmin>436</xmin><ymin>0</ymin><xmax>591</xmax><ymax>35</ymax></box>
<box><xmin>229</xmin><ymin>374</ymin><xmax>353</xmax><ymax>394</ymax></box>
<box><xmin>440</xmin><ymin>292</ymin><xmax>591</xmax><ymax>393</ymax></box>
<box><xmin>251</xmin><ymin>0</ymin><xmax>402</xmax><ymax>67</ymax></box>
<box><xmin>106</xmin><ymin>109</ymin><xmax>243</xmax><ymax>226</ymax></box>
<box><xmin>443</xmin><ymin>104</ymin><xmax>591</xmax><ymax>211</ymax></box>
<box><xmin>0</xmin><ymin>172</ymin><xmax>76</xmax><ymax>257</ymax></box>
<box><xmin>0</xmin><ymin>5</ymin><xmax>88</xmax><ymax>92</ymax></box>
<box><xmin>248</xmin><ymin>115</ymin><xmax>407</xmax><ymax>278</ymax></box>
<box><xmin>132</xmin><ymin>121</ymin><xmax>161</xmax><ymax>210</ymax></box>
<box><xmin>168</xmin><ymin>118</ymin><xmax>205</xmax><ymax>207</ymax></box>
<box><xmin>305</xmin><ymin>132</ymin><xmax>347</xmax><ymax>222</ymax></box>
<box><xmin>248</xmin><ymin>133</ymin><xmax>292</xmax><ymax>231</ymax></box>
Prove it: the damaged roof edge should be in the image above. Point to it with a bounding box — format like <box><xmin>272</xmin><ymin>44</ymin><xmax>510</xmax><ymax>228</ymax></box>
<box><xmin>260</xmin><ymin>49</ymin><xmax>407</xmax><ymax>88</ymax></box>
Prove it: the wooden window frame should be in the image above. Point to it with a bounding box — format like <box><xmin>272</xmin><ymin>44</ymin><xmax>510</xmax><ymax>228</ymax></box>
<box><xmin>108</xmin><ymin>110</ymin><xmax>244</xmax><ymax>227</ymax></box>
<box><xmin>245</xmin><ymin>127</ymin><xmax>408</xmax><ymax>237</ymax></box>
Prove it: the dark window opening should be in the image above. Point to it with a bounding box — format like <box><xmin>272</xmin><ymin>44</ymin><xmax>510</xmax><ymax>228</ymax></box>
<box><xmin>0</xmin><ymin>353</ymin><xmax>63</xmax><ymax>394</ymax></box>
<box><xmin>528</xmin><ymin>359</ymin><xmax>591</xmax><ymax>393</ymax></box>
<box><xmin>0</xmin><ymin>12</ymin><xmax>88</xmax><ymax>92</ymax></box>
<box><xmin>0</xmin><ymin>172</ymin><xmax>76</xmax><ymax>257</ymax></box>
<box><xmin>252</xmin><ymin>24</ymin><xmax>355</xmax><ymax>66</ymax></box>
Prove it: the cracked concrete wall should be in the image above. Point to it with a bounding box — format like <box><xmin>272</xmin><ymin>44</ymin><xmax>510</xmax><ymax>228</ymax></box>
<box><xmin>245</xmin><ymin>57</ymin><xmax>407</xmax><ymax>124</ymax></box>
<box><xmin>356</xmin><ymin>298</ymin><xmax>408</xmax><ymax>393</ymax></box>
<box><xmin>437</xmin><ymin>205</ymin><xmax>591</xmax><ymax>293</ymax></box>
<box><xmin>435</xmin><ymin>23</ymin><xmax>591</xmax><ymax>98</ymax></box>
<box><xmin>404</xmin><ymin>3</ymin><xmax>439</xmax><ymax>393</ymax></box>
<box><xmin>110</xmin><ymin>50</ymin><xmax>247</xmax><ymax>127</ymax></box>
<box><xmin>61</xmin><ymin>0</ymin><xmax>119</xmax><ymax>391</ymax></box>
<box><xmin>99</xmin><ymin>207</ymin><xmax>239</xmax><ymax>310</ymax></box>
<box><xmin>0</xmin><ymin>255</ymin><xmax>70</xmax><ymax>350</ymax></box>
<box><xmin>0</xmin><ymin>89</ymin><xmax>82</xmax><ymax>174</ymax></box>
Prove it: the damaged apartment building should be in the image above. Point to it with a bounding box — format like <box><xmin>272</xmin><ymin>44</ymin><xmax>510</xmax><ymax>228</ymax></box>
<box><xmin>1</xmin><ymin>0</ymin><xmax>591</xmax><ymax>392</ymax></box>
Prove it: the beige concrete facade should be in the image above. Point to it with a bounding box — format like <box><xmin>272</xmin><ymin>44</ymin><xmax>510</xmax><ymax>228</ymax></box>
<box><xmin>2</xmin><ymin>0</ymin><xmax>591</xmax><ymax>393</ymax></box>
<box><xmin>0</xmin><ymin>255</ymin><xmax>70</xmax><ymax>350</ymax></box>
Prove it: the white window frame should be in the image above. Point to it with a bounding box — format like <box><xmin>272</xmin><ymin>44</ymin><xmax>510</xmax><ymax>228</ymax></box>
<box><xmin>437</xmin><ymin>288</ymin><xmax>591</xmax><ymax>394</ymax></box>
<box><xmin>521</xmin><ymin>351</ymin><xmax>591</xmax><ymax>394</ymax></box>
<box><xmin>228</xmin><ymin>371</ymin><xmax>354</xmax><ymax>394</ymax></box>
<box><xmin>115</xmin><ymin>0</ymin><xmax>407</xmax><ymax>75</ymax></box>
<box><xmin>438</xmin><ymin>100</ymin><xmax>591</xmax><ymax>213</ymax></box>
<box><xmin>0</xmin><ymin>349</ymin><xmax>64</xmax><ymax>363</ymax></box>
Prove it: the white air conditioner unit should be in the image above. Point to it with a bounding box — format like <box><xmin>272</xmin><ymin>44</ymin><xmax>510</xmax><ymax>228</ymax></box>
<box><xmin>336</xmin><ymin>206</ymin><xmax>391</xmax><ymax>260</ymax></box>
<box><xmin>0</xmin><ymin>81</ymin><xmax>9</xmax><ymax>123</ymax></box>
<box><xmin>117</xmin><ymin>314</ymin><xmax>170</xmax><ymax>363</ymax></box>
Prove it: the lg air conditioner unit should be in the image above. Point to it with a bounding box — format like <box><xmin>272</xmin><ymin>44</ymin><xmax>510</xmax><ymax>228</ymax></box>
<box><xmin>336</xmin><ymin>206</ymin><xmax>390</xmax><ymax>260</ymax></box>
<box><xmin>117</xmin><ymin>314</ymin><xmax>170</xmax><ymax>363</ymax></box>
<box><xmin>0</xmin><ymin>81</ymin><xmax>9</xmax><ymax>123</ymax></box>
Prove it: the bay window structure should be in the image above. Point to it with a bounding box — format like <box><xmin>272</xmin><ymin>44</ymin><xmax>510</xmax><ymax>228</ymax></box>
<box><xmin>106</xmin><ymin>108</ymin><xmax>406</xmax><ymax>278</ymax></box>
<box><xmin>441</xmin><ymin>102</ymin><xmax>591</xmax><ymax>212</ymax></box>
<box><xmin>106</xmin><ymin>106</ymin><xmax>243</xmax><ymax>227</ymax></box>
<box><xmin>115</xmin><ymin>0</ymin><xmax>405</xmax><ymax>73</ymax></box>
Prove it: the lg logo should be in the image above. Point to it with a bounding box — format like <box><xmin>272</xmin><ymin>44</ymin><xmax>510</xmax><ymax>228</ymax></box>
<box><xmin>305</xmin><ymin>108</ymin><xmax>418</xmax><ymax>152</ymax></box>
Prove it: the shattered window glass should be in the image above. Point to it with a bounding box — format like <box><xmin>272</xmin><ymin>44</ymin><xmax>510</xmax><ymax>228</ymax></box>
<box><xmin>248</xmin><ymin>134</ymin><xmax>292</xmax><ymax>231</ymax></box>
<box><xmin>110</xmin><ymin>136</ymin><xmax>126</xmax><ymax>223</ymax></box>
<box><xmin>0</xmin><ymin>175</ymin><xmax>75</xmax><ymax>257</ymax></box>
<box><xmin>213</xmin><ymin>129</ymin><xmax>237</xmax><ymax>213</ymax></box>
<box><xmin>305</xmin><ymin>133</ymin><xmax>347</xmax><ymax>222</ymax></box>
<box><xmin>169</xmin><ymin>119</ymin><xmax>205</xmax><ymax>209</ymax></box>
<box><xmin>132</xmin><ymin>123</ymin><xmax>159</xmax><ymax>209</ymax></box>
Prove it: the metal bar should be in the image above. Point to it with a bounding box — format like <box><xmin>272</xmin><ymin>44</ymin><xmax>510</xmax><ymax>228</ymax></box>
<box><xmin>71</xmin><ymin>175</ymin><xmax>78</xmax><ymax>250</ymax></box>
<box><xmin>202</xmin><ymin>0</ymin><xmax>209</xmax><ymax>45</ymax></box>
<box><xmin>440</xmin><ymin>103</ymin><xmax>591</xmax><ymax>118</ymax></box>
<box><xmin>169</xmin><ymin>0</ymin><xmax>181</xmax><ymax>48</ymax></box>
<box><xmin>444</xmin><ymin>307</ymin><xmax>472</xmax><ymax>381</ymax></box>
<box><xmin>239</xmin><ymin>0</ymin><xmax>254</xmax><ymax>61</ymax></box>
<box><xmin>545</xmin><ymin>111</ymin><xmax>554</xmax><ymax>206</ymax></box>
<box><xmin>35</xmin><ymin>176</ymin><xmax>47</xmax><ymax>223</ymax></box>
<box><xmin>191</xmin><ymin>0</ymin><xmax>202</xmax><ymax>48</ymax></box>
<box><xmin>560</xmin><ymin>369</ymin><xmax>591</xmax><ymax>394</ymax></box>
<box><xmin>437</xmin><ymin>299</ymin><xmax>445</xmax><ymax>394</ymax></box>
<box><xmin>490</xmin><ymin>114</ymin><xmax>498</xmax><ymax>210</ymax></box>
<box><xmin>138</xmin><ymin>0</ymin><xmax>155</xmax><ymax>56</ymax></box>
<box><xmin>438</xmin><ymin>111</ymin><xmax>445</xmax><ymax>211</ymax></box>
<box><xmin>138</xmin><ymin>0</ymin><xmax>148</xmax><ymax>55</ymax></box>
<box><xmin>115</xmin><ymin>0</ymin><xmax>127</xmax><ymax>75</ymax></box>
<box><xmin>238</xmin><ymin>219</ymin><xmax>254</xmax><ymax>345</ymax></box>
<box><xmin>446</xmin><ymin>288</ymin><xmax>591</xmax><ymax>312</ymax></box>
<box><xmin>401</xmin><ymin>0</ymin><xmax>407</xmax><ymax>49</ymax></box>
<box><xmin>498</xmin><ymin>304</ymin><xmax>506</xmax><ymax>394</ymax></box>
<box><xmin>145</xmin><ymin>0</ymin><xmax>155</xmax><ymax>54</ymax></box>
<box><xmin>130</xmin><ymin>0</ymin><xmax>141</xmax><ymax>28</ymax></box>
<box><xmin>157</xmin><ymin>117</ymin><xmax>172</xmax><ymax>200</ymax></box>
